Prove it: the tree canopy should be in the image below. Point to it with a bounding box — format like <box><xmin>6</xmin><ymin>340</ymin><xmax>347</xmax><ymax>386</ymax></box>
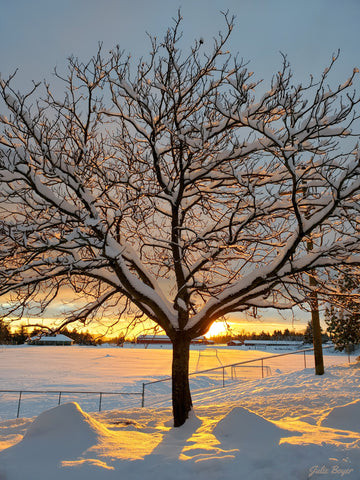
<box><xmin>1</xmin><ymin>12</ymin><xmax>360</xmax><ymax>425</ymax></box>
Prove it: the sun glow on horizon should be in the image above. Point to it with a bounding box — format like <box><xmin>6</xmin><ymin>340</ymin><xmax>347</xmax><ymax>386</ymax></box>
<box><xmin>204</xmin><ymin>321</ymin><xmax>229</xmax><ymax>338</ymax></box>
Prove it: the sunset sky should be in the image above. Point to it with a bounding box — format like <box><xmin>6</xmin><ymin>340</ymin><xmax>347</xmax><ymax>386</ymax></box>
<box><xmin>1</xmin><ymin>0</ymin><xmax>359</xmax><ymax>335</ymax></box>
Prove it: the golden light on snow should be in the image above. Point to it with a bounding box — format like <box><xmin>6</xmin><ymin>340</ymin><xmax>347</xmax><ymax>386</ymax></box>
<box><xmin>0</xmin><ymin>347</ymin><xmax>359</xmax><ymax>478</ymax></box>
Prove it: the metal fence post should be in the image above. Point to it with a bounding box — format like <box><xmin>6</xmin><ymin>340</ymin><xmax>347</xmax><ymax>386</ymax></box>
<box><xmin>141</xmin><ymin>383</ymin><xmax>145</xmax><ymax>408</ymax></box>
<box><xmin>99</xmin><ymin>392</ymin><xmax>103</xmax><ymax>412</ymax></box>
<box><xmin>17</xmin><ymin>391</ymin><xmax>22</xmax><ymax>419</ymax></box>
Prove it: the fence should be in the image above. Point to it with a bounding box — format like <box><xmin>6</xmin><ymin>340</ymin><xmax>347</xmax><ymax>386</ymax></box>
<box><xmin>231</xmin><ymin>364</ymin><xmax>272</xmax><ymax>380</ymax></box>
<box><xmin>140</xmin><ymin>344</ymin><xmax>346</xmax><ymax>406</ymax></box>
<box><xmin>196</xmin><ymin>347</ymin><xmax>223</xmax><ymax>368</ymax></box>
<box><xmin>0</xmin><ymin>390</ymin><xmax>143</xmax><ymax>419</ymax></box>
<box><xmin>0</xmin><ymin>344</ymin><xmax>352</xmax><ymax>417</ymax></box>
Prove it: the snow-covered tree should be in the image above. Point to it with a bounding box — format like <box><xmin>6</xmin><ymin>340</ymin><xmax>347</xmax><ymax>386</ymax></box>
<box><xmin>1</xmin><ymin>13</ymin><xmax>360</xmax><ymax>425</ymax></box>
<box><xmin>325</xmin><ymin>269</ymin><xmax>360</xmax><ymax>351</ymax></box>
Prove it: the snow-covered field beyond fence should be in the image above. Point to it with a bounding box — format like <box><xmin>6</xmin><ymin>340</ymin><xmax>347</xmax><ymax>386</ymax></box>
<box><xmin>0</xmin><ymin>343</ymin><xmax>350</xmax><ymax>418</ymax></box>
<box><xmin>0</xmin><ymin>344</ymin><xmax>359</xmax><ymax>480</ymax></box>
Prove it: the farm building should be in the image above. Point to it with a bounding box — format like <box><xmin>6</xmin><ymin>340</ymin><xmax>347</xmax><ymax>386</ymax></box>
<box><xmin>136</xmin><ymin>335</ymin><xmax>172</xmax><ymax>345</ymax></box>
<box><xmin>243</xmin><ymin>340</ymin><xmax>304</xmax><ymax>349</ymax></box>
<box><xmin>227</xmin><ymin>340</ymin><xmax>244</xmax><ymax>346</ymax></box>
<box><xmin>136</xmin><ymin>334</ymin><xmax>213</xmax><ymax>345</ymax></box>
<box><xmin>26</xmin><ymin>334</ymin><xmax>74</xmax><ymax>346</ymax></box>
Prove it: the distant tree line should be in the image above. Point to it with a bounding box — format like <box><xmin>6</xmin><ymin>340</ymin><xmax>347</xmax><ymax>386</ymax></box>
<box><xmin>1</xmin><ymin>319</ymin><xmax>332</xmax><ymax>346</ymax></box>
<box><xmin>0</xmin><ymin>319</ymin><xmax>351</xmax><ymax>348</ymax></box>
<box><xmin>60</xmin><ymin>328</ymin><xmax>102</xmax><ymax>346</ymax></box>
<box><xmin>0</xmin><ymin>321</ymin><xmax>27</xmax><ymax>344</ymax></box>
<box><xmin>210</xmin><ymin>325</ymin><xmax>330</xmax><ymax>345</ymax></box>
<box><xmin>0</xmin><ymin>321</ymin><xmax>102</xmax><ymax>345</ymax></box>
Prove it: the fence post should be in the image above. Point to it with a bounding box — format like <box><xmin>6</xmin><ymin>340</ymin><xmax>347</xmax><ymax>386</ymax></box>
<box><xmin>222</xmin><ymin>367</ymin><xmax>225</xmax><ymax>387</ymax></box>
<box><xmin>58</xmin><ymin>392</ymin><xmax>62</xmax><ymax>406</ymax></box>
<box><xmin>99</xmin><ymin>392</ymin><xmax>103</xmax><ymax>412</ymax></box>
<box><xmin>17</xmin><ymin>391</ymin><xmax>22</xmax><ymax>419</ymax></box>
<box><xmin>261</xmin><ymin>359</ymin><xmax>264</xmax><ymax>378</ymax></box>
<box><xmin>141</xmin><ymin>383</ymin><xmax>145</xmax><ymax>408</ymax></box>
<box><xmin>304</xmin><ymin>350</ymin><xmax>307</xmax><ymax>369</ymax></box>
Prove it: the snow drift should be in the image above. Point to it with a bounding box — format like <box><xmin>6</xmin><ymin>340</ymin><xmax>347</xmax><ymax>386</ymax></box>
<box><xmin>319</xmin><ymin>399</ymin><xmax>360</xmax><ymax>432</ymax></box>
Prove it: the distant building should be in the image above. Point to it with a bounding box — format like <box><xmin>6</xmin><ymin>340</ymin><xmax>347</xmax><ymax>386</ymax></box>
<box><xmin>26</xmin><ymin>334</ymin><xmax>74</xmax><ymax>346</ymax></box>
<box><xmin>136</xmin><ymin>335</ymin><xmax>172</xmax><ymax>345</ymax></box>
<box><xmin>243</xmin><ymin>340</ymin><xmax>303</xmax><ymax>349</ymax></box>
<box><xmin>227</xmin><ymin>340</ymin><xmax>244</xmax><ymax>346</ymax></box>
<box><xmin>193</xmin><ymin>336</ymin><xmax>214</xmax><ymax>345</ymax></box>
<box><xmin>136</xmin><ymin>334</ymin><xmax>214</xmax><ymax>345</ymax></box>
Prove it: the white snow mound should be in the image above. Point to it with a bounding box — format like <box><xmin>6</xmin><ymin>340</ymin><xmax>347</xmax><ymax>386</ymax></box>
<box><xmin>213</xmin><ymin>406</ymin><xmax>285</xmax><ymax>449</ymax></box>
<box><xmin>2</xmin><ymin>402</ymin><xmax>111</xmax><ymax>465</ymax></box>
<box><xmin>24</xmin><ymin>402</ymin><xmax>109</xmax><ymax>441</ymax></box>
<box><xmin>320</xmin><ymin>399</ymin><xmax>360</xmax><ymax>432</ymax></box>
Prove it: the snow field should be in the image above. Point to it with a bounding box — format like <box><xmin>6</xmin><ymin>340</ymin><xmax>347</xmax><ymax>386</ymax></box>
<box><xmin>0</xmin><ymin>344</ymin><xmax>350</xmax><ymax>419</ymax></box>
<box><xmin>0</xmin><ymin>345</ymin><xmax>359</xmax><ymax>480</ymax></box>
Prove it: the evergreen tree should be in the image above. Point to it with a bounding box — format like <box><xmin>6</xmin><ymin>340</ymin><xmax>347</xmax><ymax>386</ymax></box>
<box><xmin>325</xmin><ymin>270</ymin><xmax>360</xmax><ymax>351</ymax></box>
<box><xmin>12</xmin><ymin>325</ymin><xmax>27</xmax><ymax>344</ymax></box>
<box><xmin>0</xmin><ymin>319</ymin><xmax>11</xmax><ymax>344</ymax></box>
<box><xmin>303</xmin><ymin>320</ymin><xmax>329</xmax><ymax>345</ymax></box>
<box><xmin>303</xmin><ymin>321</ymin><xmax>314</xmax><ymax>344</ymax></box>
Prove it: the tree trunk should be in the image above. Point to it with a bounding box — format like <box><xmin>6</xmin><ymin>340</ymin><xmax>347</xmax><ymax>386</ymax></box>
<box><xmin>307</xmin><ymin>235</ymin><xmax>325</xmax><ymax>376</ymax></box>
<box><xmin>311</xmin><ymin>289</ymin><xmax>324</xmax><ymax>375</ymax></box>
<box><xmin>172</xmin><ymin>333</ymin><xmax>192</xmax><ymax>427</ymax></box>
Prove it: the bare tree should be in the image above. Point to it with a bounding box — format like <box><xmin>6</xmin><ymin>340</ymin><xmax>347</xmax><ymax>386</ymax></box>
<box><xmin>1</xmin><ymin>13</ymin><xmax>360</xmax><ymax>426</ymax></box>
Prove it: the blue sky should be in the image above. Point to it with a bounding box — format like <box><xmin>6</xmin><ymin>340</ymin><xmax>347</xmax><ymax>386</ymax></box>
<box><xmin>1</xmin><ymin>0</ymin><xmax>359</xmax><ymax>91</ymax></box>
<box><xmin>1</xmin><ymin>0</ymin><xmax>359</xmax><ymax>333</ymax></box>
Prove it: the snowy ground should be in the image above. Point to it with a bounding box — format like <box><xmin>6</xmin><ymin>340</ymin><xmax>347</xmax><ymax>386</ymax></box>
<box><xmin>0</xmin><ymin>345</ymin><xmax>359</xmax><ymax>480</ymax></box>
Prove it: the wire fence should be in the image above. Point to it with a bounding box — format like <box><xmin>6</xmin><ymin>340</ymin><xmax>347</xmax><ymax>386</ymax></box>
<box><xmin>0</xmin><ymin>344</ymin><xmax>354</xmax><ymax>418</ymax></box>
<box><xmin>0</xmin><ymin>390</ymin><xmax>143</xmax><ymax>419</ymax></box>
<box><xmin>141</xmin><ymin>344</ymin><xmax>349</xmax><ymax>406</ymax></box>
